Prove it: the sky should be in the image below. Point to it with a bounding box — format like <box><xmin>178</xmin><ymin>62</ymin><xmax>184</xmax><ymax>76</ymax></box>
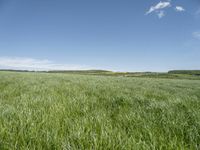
<box><xmin>0</xmin><ymin>0</ymin><xmax>200</xmax><ymax>72</ymax></box>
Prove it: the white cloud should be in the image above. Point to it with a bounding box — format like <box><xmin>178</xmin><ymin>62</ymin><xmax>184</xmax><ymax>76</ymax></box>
<box><xmin>0</xmin><ymin>57</ymin><xmax>90</xmax><ymax>71</ymax></box>
<box><xmin>158</xmin><ymin>11</ymin><xmax>165</xmax><ymax>18</ymax></box>
<box><xmin>146</xmin><ymin>1</ymin><xmax>186</xmax><ymax>18</ymax></box>
<box><xmin>175</xmin><ymin>6</ymin><xmax>185</xmax><ymax>12</ymax></box>
<box><xmin>193</xmin><ymin>31</ymin><xmax>200</xmax><ymax>40</ymax></box>
<box><xmin>146</xmin><ymin>1</ymin><xmax>171</xmax><ymax>15</ymax></box>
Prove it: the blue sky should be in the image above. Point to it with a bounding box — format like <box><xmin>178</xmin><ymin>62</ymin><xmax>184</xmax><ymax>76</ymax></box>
<box><xmin>0</xmin><ymin>0</ymin><xmax>199</xmax><ymax>72</ymax></box>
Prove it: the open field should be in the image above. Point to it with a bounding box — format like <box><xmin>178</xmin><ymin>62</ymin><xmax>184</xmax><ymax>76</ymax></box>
<box><xmin>0</xmin><ymin>71</ymin><xmax>200</xmax><ymax>149</ymax></box>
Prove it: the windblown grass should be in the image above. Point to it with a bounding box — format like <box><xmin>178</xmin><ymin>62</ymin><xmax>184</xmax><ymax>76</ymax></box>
<box><xmin>0</xmin><ymin>71</ymin><xmax>200</xmax><ymax>149</ymax></box>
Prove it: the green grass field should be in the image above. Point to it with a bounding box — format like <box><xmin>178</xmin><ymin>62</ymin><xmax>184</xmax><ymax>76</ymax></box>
<box><xmin>0</xmin><ymin>71</ymin><xmax>200</xmax><ymax>149</ymax></box>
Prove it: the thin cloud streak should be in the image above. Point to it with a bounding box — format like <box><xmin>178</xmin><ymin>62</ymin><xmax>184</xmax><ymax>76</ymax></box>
<box><xmin>146</xmin><ymin>1</ymin><xmax>171</xmax><ymax>15</ymax></box>
<box><xmin>175</xmin><ymin>6</ymin><xmax>185</xmax><ymax>12</ymax></box>
<box><xmin>0</xmin><ymin>57</ymin><xmax>91</xmax><ymax>71</ymax></box>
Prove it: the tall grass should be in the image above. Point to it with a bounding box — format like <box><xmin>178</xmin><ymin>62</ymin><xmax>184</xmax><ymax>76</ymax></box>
<box><xmin>0</xmin><ymin>71</ymin><xmax>200</xmax><ymax>149</ymax></box>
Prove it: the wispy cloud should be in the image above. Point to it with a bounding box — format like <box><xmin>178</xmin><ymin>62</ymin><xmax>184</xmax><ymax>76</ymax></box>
<box><xmin>146</xmin><ymin>1</ymin><xmax>171</xmax><ymax>15</ymax></box>
<box><xmin>193</xmin><ymin>31</ymin><xmax>200</xmax><ymax>40</ymax></box>
<box><xmin>158</xmin><ymin>11</ymin><xmax>165</xmax><ymax>19</ymax></box>
<box><xmin>146</xmin><ymin>1</ymin><xmax>185</xmax><ymax>18</ymax></box>
<box><xmin>0</xmin><ymin>57</ymin><xmax>90</xmax><ymax>71</ymax></box>
<box><xmin>175</xmin><ymin>6</ymin><xmax>185</xmax><ymax>12</ymax></box>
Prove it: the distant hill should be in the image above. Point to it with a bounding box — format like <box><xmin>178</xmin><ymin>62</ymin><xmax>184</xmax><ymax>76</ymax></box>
<box><xmin>1</xmin><ymin>69</ymin><xmax>200</xmax><ymax>79</ymax></box>
<box><xmin>168</xmin><ymin>70</ymin><xmax>200</xmax><ymax>75</ymax></box>
<box><xmin>0</xmin><ymin>69</ymin><xmax>111</xmax><ymax>73</ymax></box>
<box><xmin>0</xmin><ymin>69</ymin><xmax>35</xmax><ymax>72</ymax></box>
<box><xmin>47</xmin><ymin>70</ymin><xmax>111</xmax><ymax>74</ymax></box>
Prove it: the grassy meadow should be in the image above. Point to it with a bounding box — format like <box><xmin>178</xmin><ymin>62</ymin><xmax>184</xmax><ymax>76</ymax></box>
<box><xmin>0</xmin><ymin>71</ymin><xmax>200</xmax><ymax>149</ymax></box>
